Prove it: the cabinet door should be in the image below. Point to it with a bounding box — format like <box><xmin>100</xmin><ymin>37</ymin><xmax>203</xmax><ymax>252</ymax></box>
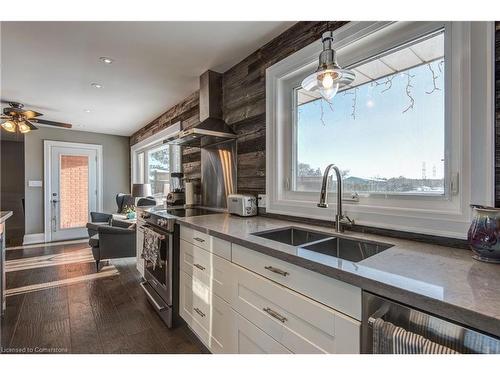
<box><xmin>179</xmin><ymin>271</ymin><xmax>236</xmax><ymax>353</ymax></box>
<box><xmin>234</xmin><ymin>312</ymin><xmax>291</xmax><ymax>354</ymax></box>
<box><xmin>136</xmin><ymin>225</ymin><xmax>145</xmax><ymax>277</ymax></box>
<box><xmin>232</xmin><ymin>264</ymin><xmax>360</xmax><ymax>354</ymax></box>
<box><xmin>232</xmin><ymin>244</ymin><xmax>361</xmax><ymax>320</ymax></box>
<box><xmin>180</xmin><ymin>239</ymin><xmax>234</xmax><ymax>302</ymax></box>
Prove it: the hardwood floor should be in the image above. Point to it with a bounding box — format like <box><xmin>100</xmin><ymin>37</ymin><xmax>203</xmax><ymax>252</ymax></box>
<box><xmin>1</xmin><ymin>241</ymin><xmax>205</xmax><ymax>354</ymax></box>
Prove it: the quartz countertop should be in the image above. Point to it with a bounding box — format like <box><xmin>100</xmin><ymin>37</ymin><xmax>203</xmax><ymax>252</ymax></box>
<box><xmin>0</xmin><ymin>211</ymin><xmax>13</xmax><ymax>224</ymax></box>
<box><xmin>177</xmin><ymin>213</ymin><xmax>500</xmax><ymax>337</ymax></box>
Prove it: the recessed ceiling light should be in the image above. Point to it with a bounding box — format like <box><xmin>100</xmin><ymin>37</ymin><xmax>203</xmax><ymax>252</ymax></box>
<box><xmin>84</xmin><ymin>109</ymin><xmax>91</xmax><ymax>113</ymax></box>
<box><xmin>99</xmin><ymin>56</ymin><xmax>114</xmax><ymax>64</ymax></box>
<box><xmin>91</xmin><ymin>83</ymin><xmax>103</xmax><ymax>89</ymax></box>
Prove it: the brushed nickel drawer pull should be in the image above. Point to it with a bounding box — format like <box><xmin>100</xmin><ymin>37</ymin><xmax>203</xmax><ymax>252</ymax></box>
<box><xmin>264</xmin><ymin>266</ymin><xmax>289</xmax><ymax>277</ymax></box>
<box><xmin>263</xmin><ymin>307</ymin><xmax>287</xmax><ymax>323</ymax></box>
<box><xmin>194</xmin><ymin>307</ymin><xmax>205</xmax><ymax>318</ymax></box>
<box><xmin>193</xmin><ymin>237</ymin><xmax>205</xmax><ymax>243</ymax></box>
<box><xmin>194</xmin><ymin>263</ymin><xmax>205</xmax><ymax>271</ymax></box>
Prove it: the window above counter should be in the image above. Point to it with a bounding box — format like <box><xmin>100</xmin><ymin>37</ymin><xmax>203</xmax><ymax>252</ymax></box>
<box><xmin>294</xmin><ymin>30</ymin><xmax>445</xmax><ymax>197</ymax></box>
<box><xmin>266</xmin><ymin>21</ymin><xmax>495</xmax><ymax>239</ymax></box>
<box><xmin>131</xmin><ymin>123</ymin><xmax>182</xmax><ymax>197</ymax></box>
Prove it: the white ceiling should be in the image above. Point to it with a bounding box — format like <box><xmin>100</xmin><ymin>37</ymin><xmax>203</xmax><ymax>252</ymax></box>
<box><xmin>1</xmin><ymin>21</ymin><xmax>295</xmax><ymax>136</ymax></box>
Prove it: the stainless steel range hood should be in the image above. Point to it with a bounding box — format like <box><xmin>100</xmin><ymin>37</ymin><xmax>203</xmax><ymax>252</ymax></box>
<box><xmin>164</xmin><ymin>70</ymin><xmax>236</xmax><ymax>148</ymax></box>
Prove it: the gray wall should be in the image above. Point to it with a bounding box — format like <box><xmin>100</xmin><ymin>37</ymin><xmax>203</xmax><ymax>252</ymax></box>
<box><xmin>24</xmin><ymin>127</ymin><xmax>130</xmax><ymax>235</ymax></box>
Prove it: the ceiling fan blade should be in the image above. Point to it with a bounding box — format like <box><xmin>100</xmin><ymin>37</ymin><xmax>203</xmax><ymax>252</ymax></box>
<box><xmin>34</xmin><ymin>119</ymin><xmax>72</xmax><ymax>128</ymax></box>
<box><xmin>23</xmin><ymin>110</ymin><xmax>43</xmax><ymax>119</ymax></box>
<box><xmin>24</xmin><ymin>120</ymin><xmax>38</xmax><ymax>130</ymax></box>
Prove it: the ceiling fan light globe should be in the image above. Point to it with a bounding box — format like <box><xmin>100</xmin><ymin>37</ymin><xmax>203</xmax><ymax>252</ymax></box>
<box><xmin>1</xmin><ymin>120</ymin><xmax>16</xmax><ymax>132</ymax></box>
<box><xmin>18</xmin><ymin>121</ymin><xmax>31</xmax><ymax>134</ymax></box>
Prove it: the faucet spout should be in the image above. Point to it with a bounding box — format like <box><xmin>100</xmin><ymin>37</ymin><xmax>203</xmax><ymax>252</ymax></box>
<box><xmin>317</xmin><ymin>163</ymin><xmax>352</xmax><ymax>232</ymax></box>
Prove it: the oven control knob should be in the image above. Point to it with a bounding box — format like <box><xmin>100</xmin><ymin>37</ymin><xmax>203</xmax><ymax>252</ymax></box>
<box><xmin>158</xmin><ymin>218</ymin><xmax>167</xmax><ymax>227</ymax></box>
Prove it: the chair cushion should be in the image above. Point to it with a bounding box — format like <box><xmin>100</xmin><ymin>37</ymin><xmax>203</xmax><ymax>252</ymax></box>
<box><xmin>89</xmin><ymin>234</ymin><xmax>99</xmax><ymax>248</ymax></box>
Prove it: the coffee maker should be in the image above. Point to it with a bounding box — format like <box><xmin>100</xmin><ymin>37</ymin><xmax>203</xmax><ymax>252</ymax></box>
<box><xmin>166</xmin><ymin>172</ymin><xmax>185</xmax><ymax>206</ymax></box>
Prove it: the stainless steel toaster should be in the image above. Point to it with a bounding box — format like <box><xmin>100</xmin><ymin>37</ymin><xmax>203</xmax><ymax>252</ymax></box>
<box><xmin>227</xmin><ymin>194</ymin><xmax>257</xmax><ymax>217</ymax></box>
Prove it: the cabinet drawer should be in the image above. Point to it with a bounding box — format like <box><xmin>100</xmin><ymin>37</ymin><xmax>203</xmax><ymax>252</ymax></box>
<box><xmin>179</xmin><ymin>271</ymin><xmax>236</xmax><ymax>353</ymax></box>
<box><xmin>232</xmin><ymin>264</ymin><xmax>360</xmax><ymax>354</ymax></box>
<box><xmin>234</xmin><ymin>312</ymin><xmax>291</xmax><ymax>354</ymax></box>
<box><xmin>180</xmin><ymin>226</ymin><xmax>231</xmax><ymax>260</ymax></box>
<box><xmin>232</xmin><ymin>244</ymin><xmax>361</xmax><ymax>320</ymax></box>
<box><xmin>180</xmin><ymin>239</ymin><xmax>233</xmax><ymax>302</ymax></box>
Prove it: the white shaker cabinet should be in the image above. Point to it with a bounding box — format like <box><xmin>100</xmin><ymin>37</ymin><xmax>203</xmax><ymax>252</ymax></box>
<box><xmin>177</xmin><ymin>225</ymin><xmax>361</xmax><ymax>354</ymax></box>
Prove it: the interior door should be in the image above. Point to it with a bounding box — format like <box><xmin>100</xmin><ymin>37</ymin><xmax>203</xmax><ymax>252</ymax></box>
<box><xmin>49</xmin><ymin>145</ymin><xmax>98</xmax><ymax>241</ymax></box>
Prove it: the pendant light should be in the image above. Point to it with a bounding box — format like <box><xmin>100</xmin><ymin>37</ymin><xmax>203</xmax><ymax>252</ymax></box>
<box><xmin>301</xmin><ymin>31</ymin><xmax>355</xmax><ymax>101</ymax></box>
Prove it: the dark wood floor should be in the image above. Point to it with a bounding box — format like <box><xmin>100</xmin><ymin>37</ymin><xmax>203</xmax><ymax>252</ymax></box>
<box><xmin>1</xmin><ymin>241</ymin><xmax>205</xmax><ymax>354</ymax></box>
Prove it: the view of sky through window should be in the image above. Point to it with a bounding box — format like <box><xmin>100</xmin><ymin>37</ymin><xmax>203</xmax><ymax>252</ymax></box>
<box><xmin>295</xmin><ymin>33</ymin><xmax>445</xmax><ymax>195</ymax></box>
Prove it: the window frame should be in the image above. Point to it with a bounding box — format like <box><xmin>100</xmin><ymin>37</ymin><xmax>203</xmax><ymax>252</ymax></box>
<box><xmin>265</xmin><ymin>21</ymin><xmax>495</xmax><ymax>239</ymax></box>
<box><xmin>131</xmin><ymin>122</ymin><xmax>182</xmax><ymax>196</ymax></box>
<box><xmin>291</xmin><ymin>30</ymin><xmax>447</xmax><ymax>198</ymax></box>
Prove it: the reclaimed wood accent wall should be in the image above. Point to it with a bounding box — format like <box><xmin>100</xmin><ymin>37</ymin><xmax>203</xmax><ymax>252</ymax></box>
<box><xmin>130</xmin><ymin>21</ymin><xmax>348</xmax><ymax>194</ymax></box>
<box><xmin>495</xmin><ymin>22</ymin><xmax>500</xmax><ymax>206</ymax></box>
<box><xmin>222</xmin><ymin>21</ymin><xmax>347</xmax><ymax>194</ymax></box>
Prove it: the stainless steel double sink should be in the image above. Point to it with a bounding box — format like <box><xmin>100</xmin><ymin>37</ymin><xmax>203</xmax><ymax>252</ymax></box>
<box><xmin>251</xmin><ymin>227</ymin><xmax>393</xmax><ymax>263</ymax></box>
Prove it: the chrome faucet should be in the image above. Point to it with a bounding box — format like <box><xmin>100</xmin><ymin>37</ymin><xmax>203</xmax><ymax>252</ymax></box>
<box><xmin>317</xmin><ymin>164</ymin><xmax>354</xmax><ymax>232</ymax></box>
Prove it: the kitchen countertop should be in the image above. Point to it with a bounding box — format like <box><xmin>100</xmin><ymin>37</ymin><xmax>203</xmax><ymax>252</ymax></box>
<box><xmin>0</xmin><ymin>211</ymin><xmax>13</xmax><ymax>224</ymax></box>
<box><xmin>177</xmin><ymin>213</ymin><xmax>500</xmax><ymax>338</ymax></box>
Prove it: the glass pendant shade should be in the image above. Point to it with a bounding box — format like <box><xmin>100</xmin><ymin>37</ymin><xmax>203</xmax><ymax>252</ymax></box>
<box><xmin>1</xmin><ymin>120</ymin><xmax>16</xmax><ymax>132</ymax></box>
<box><xmin>301</xmin><ymin>31</ymin><xmax>355</xmax><ymax>101</ymax></box>
<box><xmin>18</xmin><ymin>121</ymin><xmax>31</xmax><ymax>134</ymax></box>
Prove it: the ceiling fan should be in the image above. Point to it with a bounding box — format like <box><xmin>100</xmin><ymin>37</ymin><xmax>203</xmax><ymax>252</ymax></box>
<box><xmin>0</xmin><ymin>101</ymin><xmax>72</xmax><ymax>134</ymax></box>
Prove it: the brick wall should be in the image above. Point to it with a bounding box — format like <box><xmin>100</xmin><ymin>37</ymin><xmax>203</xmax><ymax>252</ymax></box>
<box><xmin>60</xmin><ymin>155</ymin><xmax>89</xmax><ymax>229</ymax></box>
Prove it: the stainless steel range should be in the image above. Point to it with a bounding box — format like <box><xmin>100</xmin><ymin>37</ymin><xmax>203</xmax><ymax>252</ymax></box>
<box><xmin>139</xmin><ymin>206</ymin><xmax>220</xmax><ymax>327</ymax></box>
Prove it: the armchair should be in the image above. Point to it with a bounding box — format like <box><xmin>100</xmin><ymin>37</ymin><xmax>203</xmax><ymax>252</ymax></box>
<box><xmin>87</xmin><ymin>219</ymin><xmax>136</xmax><ymax>271</ymax></box>
<box><xmin>88</xmin><ymin>193</ymin><xmax>134</xmax><ymax>237</ymax></box>
<box><xmin>87</xmin><ymin>212</ymin><xmax>113</xmax><ymax>237</ymax></box>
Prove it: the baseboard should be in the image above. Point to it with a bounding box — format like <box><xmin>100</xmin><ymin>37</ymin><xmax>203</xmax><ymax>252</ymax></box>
<box><xmin>22</xmin><ymin>233</ymin><xmax>45</xmax><ymax>245</ymax></box>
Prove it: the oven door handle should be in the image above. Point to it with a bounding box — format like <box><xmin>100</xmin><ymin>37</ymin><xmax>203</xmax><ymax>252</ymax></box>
<box><xmin>140</xmin><ymin>282</ymin><xmax>166</xmax><ymax>311</ymax></box>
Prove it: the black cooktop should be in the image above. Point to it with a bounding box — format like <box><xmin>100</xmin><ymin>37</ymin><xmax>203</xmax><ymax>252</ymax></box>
<box><xmin>148</xmin><ymin>206</ymin><xmax>221</xmax><ymax>218</ymax></box>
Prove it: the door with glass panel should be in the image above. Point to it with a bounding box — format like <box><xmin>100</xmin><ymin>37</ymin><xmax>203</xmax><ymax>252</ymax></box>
<box><xmin>49</xmin><ymin>145</ymin><xmax>98</xmax><ymax>241</ymax></box>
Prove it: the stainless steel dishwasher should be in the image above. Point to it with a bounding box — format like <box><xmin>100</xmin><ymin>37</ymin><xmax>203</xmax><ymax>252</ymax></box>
<box><xmin>362</xmin><ymin>291</ymin><xmax>500</xmax><ymax>354</ymax></box>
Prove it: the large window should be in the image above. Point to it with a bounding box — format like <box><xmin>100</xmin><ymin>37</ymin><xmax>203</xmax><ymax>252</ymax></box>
<box><xmin>131</xmin><ymin>123</ymin><xmax>183</xmax><ymax>197</ymax></box>
<box><xmin>294</xmin><ymin>31</ymin><xmax>445</xmax><ymax>196</ymax></box>
<box><xmin>147</xmin><ymin>145</ymin><xmax>170</xmax><ymax>195</ymax></box>
<box><xmin>266</xmin><ymin>22</ymin><xmax>494</xmax><ymax>238</ymax></box>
